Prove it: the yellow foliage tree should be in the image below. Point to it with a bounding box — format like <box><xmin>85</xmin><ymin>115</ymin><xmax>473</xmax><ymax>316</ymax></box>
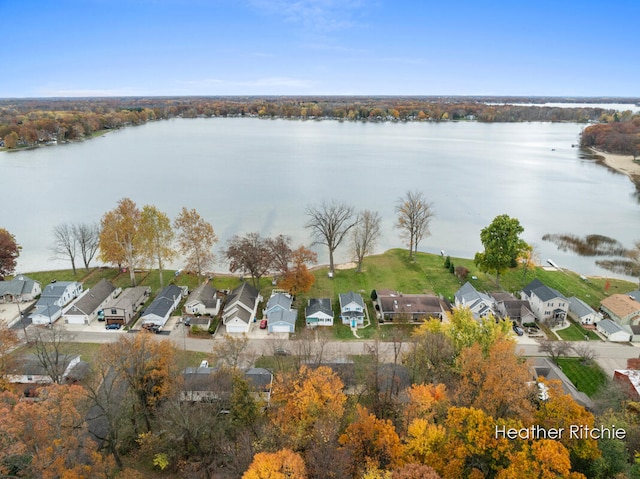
<box><xmin>496</xmin><ymin>439</ymin><xmax>586</xmax><ymax>479</ymax></box>
<box><xmin>271</xmin><ymin>365</ymin><xmax>346</xmax><ymax>451</ymax></box>
<box><xmin>242</xmin><ymin>449</ymin><xmax>307</xmax><ymax>479</ymax></box>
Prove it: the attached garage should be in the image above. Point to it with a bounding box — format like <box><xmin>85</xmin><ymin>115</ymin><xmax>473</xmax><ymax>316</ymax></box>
<box><xmin>267</xmin><ymin>309</ymin><xmax>297</xmax><ymax>334</ymax></box>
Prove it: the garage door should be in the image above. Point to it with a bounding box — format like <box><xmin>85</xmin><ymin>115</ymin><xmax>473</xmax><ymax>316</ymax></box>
<box><xmin>271</xmin><ymin>324</ymin><xmax>291</xmax><ymax>333</ymax></box>
<box><xmin>227</xmin><ymin>324</ymin><xmax>249</xmax><ymax>334</ymax></box>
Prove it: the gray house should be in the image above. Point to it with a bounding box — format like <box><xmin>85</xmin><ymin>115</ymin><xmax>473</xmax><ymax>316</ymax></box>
<box><xmin>596</xmin><ymin>319</ymin><xmax>631</xmax><ymax>342</ymax></box>
<box><xmin>141</xmin><ymin>284</ymin><xmax>186</xmax><ymax>328</ymax></box>
<box><xmin>222</xmin><ymin>282</ymin><xmax>262</xmax><ymax>333</ymax></box>
<box><xmin>0</xmin><ymin>274</ymin><xmax>41</xmax><ymax>303</ymax></box>
<box><xmin>62</xmin><ymin>279</ymin><xmax>119</xmax><ymax>325</ymax></box>
<box><xmin>102</xmin><ymin>286</ymin><xmax>150</xmax><ymax>325</ymax></box>
<box><xmin>30</xmin><ymin>281</ymin><xmax>83</xmax><ymax>325</ymax></box>
<box><xmin>568</xmin><ymin>296</ymin><xmax>601</xmax><ymax>325</ymax></box>
<box><xmin>264</xmin><ymin>292</ymin><xmax>293</xmax><ymax>318</ymax></box>
<box><xmin>267</xmin><ymin>309</ymin><xmax>297</xmax><ymax>333</ymax></box>
<box><xmin>521</xmin><ymin>279</ymin><xmax>568</xmax><ymax>326</ymax></box>
<box><xmin>184</xmin><ymin>283</ymin><xmax>220</xmax><ymax>316</ymax></box>
<box><xmin>454</xmin><ymin>282</ymin><xmax>495</xmax><ymax>319</ymax></box>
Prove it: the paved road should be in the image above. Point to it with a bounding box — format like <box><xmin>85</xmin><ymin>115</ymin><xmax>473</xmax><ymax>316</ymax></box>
<box><xmin>20</xmin><ymin>325</ymin><xmax>640</xmax><ymax>377</ymax></box>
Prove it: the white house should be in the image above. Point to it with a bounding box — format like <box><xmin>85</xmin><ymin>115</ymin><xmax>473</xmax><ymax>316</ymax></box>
<box><xmin>30</xmin><ymin>281</ymin><xmax>83</xmax><ymax>325</ymax></box>
<box><xmin>267</xmin><ymin>309</ymin><xmax>297</xmax><ymax>333</ymax></box>
<box><xmin>521</xmin><ymin>279</ymin><xmax>568</xmax><ymax>326</ymax></box>
<box><xmin>568</xmin><ymin>296</ymin><xmax>601</xmax><ymax>325</ymax></box>
<box><xmin>264</xmin><ymin>292</ymin><xmax>293</xmax><ymax>318</ymax></box>
<box><xmin>62</xmin><ymin>279</ymin><xmax>119</xmax><ymax>325</ymax></box>
<box><xmin>454</xmin><ymin>282</ymin><xmax>495</xmax><ymax>319</ymax></box>
<box><xmin>305</xmin><ymin>298</ymin><xmax>334</xmax><ymax>327</ymax></box>
<box><xmin>184</xmin><ymin>283</ymin><xmax>220</xmax><ymax>316</ymax></box>
<box><xmin>8</xmin><ymin>354</ymin><xmax>81</xmax><ymax>384</ymax></box>
<box><xmin>339</xmin><ymin>291</ymin><xmax>365</xmax><ymax>327</ymax></box>
<box><xmin>141</xmin><ymin>284</ymin><xmax>186</xmax><ymax>328</ymax></box>
<box><xmin>222</xmin><ymin>283</ymin><xmax>262</xmax><ymax>334</ymax></box>
<box><xmin>596</xmin><ymin>319</ymin><xmax>631</xmax><ymax>342</ymax></box>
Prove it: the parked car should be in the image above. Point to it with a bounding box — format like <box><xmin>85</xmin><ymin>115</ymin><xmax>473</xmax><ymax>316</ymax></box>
<box><xmin>105</xmin><ymin>323</ymin><xmax>121</xmax><ymax>330</ymax></box>
<box><xmin>274</xmin><ymin>348</ymin><xmax>291</xmax><ymax>356</ymax></box>
<box><xmin>260</xmin><ymin>319</ymin><xmax>267</xmax><ymax>329</ymax></box>
<box><xmin>512</xmin><ymin>324</ymin><xmax>524</xmax><ymax>336</ymax></box>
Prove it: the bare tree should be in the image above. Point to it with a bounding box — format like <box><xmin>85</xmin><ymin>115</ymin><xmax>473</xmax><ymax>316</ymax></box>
<box><xmin>211</xmin><ymin>334</ymin><xmax>252</xmax><ymax>369</ymax></box>
<box><xmin>395</xmin><ymin>190</ymin><xmax>435</xmax><ymax>260</ymax></box>
<box><xmin>174</xmin><ymin>207</ymin><xmax>218</xmax><ymax>284</ymax></box>
<box><xmin>538</xmin><ymin>339</ymin><xmax>573</xmax><ymax>364</ymax></box>
<box><xmin>574</xmin><ymin>342</ymin><xmax>597</xmax><ymax>364</ymax></box>
<box><xmin>73</xmin><ymin>222</ymin><xmax>100</xmax><ymax>271</ymax></box>
<box><xmin>223</xmin><ymin>232</ymin><xmax>274</xmax><ymax>289</ymax></box>
<box><xmin>32</xmin><ymin>327</ymin><xmax>77</xmax><ymax>384</ymax></box>
<box><xmin>305</xmin><ymin>200</ymin><xmax>359</xmax><ymax>275</ymax></box>
<box><xmin>267</xmin><ymin>234</ymin><xmax>293</xmax><ymax>278</ymax></box>
<box><xmin>351</xmin><ymin>210</ymin><xmax>382</xmax><ymax>273</ymax></box>
<box><xmin>51</xmin><ymin>223</ymin><xmax>78</xmax><ymax>275</ymax></box>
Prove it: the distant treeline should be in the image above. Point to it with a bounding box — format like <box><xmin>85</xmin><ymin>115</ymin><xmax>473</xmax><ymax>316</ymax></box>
<box><xmin>0</xmin><ymin>96</ymin><xmax>638</xmax><ymax>149</ymax></box>
<box><xmin>580</xmin><ymin>116</ymin><xmax>640</xmax><ymax>158</ymax></box>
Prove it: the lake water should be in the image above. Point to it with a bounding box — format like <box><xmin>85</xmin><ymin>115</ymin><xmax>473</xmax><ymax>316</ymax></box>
<box><xmin>2</xmin><ymin>118</ymin><xmax>639</xmax><ymax>279</ymax></box>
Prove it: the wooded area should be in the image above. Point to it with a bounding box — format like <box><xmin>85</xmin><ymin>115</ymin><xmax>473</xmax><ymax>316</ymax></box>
<box><xmin>1</xmin><ymin>96</ymin><xmax>636</xmax><ymax>149</ymax></box>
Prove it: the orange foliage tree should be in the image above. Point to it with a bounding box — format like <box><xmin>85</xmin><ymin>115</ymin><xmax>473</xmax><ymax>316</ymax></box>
<box><xmin>242</xmin><ymin>449</ymin><xmax>307</xmax><ymax>479</ymax></box>
<box><xmin>271</xmin><ymin>365</ymin><xmax>346</xmax><ymax>451</ymax></box>
<box><xmin>496</xmin><ymin>439</ymin><xmax>586</xmax><ymax>479</ymax></box>
<box><xmin>279</xmin><ymin>246</ymin><xmax>317</xmax><ymax>295</ymax></box>
<box><xmin>0</xmin><ymin>385</ymin><xmax>115</xmax><ymax>478</ymax></box>
<box><xmin>339</xmin><ymin>405</ymin><xmax>404</xmax><ymax>477</ymax></box>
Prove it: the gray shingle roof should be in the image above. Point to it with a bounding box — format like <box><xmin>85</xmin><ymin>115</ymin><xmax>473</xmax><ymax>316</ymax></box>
<box><xmin>268</xmin><ymin>309</ymin><xmax>297</xmax><ymax>326</ymax></box>
<box><xmin>266</xmin><ymin>293</ymin><xmax>292</xmax><ymax>311</ymax></box>
<box><xmin>186</xmin><ymin>283</ymin><xmax>218</xmax><ymax>308</ymax></box>
<box><xmin>339</xmin><ymin>291</ymin><xmax>364</xmax><ymax>308</ymax></box>
<box><xmin>227</xmin><ymin>282</ymin><xmax>260</xmax><ymax>311</ymax></box>
<box><xmin>306</xmin><ymin>298</ymin><xmax>333</xmax><ymax>317</ymax></box>
<box><xmin>65</xmin><ymin>279</ymin><xmax>116</xmax><ymax>316</ymax></box>
<box><xmin>598</xmin><ymin>319</ymin><xmax>627</xmax><ymax>335</ymax></box>
<box><xmin>569</xmin><ymin>296</ymin><xmax>596</xmax><ymax>318</ymax></box>
<box><xmin>523</xmin><ymin>279</ymin><xmax>566</xmax><ymax>303</ymax></box>
<box><xmin>0</xmin><ymin>275</ymin><xmax>39</xmax><ymax>297</ymax></box>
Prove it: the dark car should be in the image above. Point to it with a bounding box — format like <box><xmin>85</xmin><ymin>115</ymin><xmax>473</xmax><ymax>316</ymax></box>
<box><xmin>274</xmin><ymin>348</ymin><xmax>291</xmax><ymax>356</ymax></box>
<box><xmin>512</xmin><ymin>324</ymin><xmax>524</xmax><ymax>336</ymax></box>
<box><xmin>105</xmin><ymin>323</ymin><xmax>121</xmax><ymax>330</ymax></box>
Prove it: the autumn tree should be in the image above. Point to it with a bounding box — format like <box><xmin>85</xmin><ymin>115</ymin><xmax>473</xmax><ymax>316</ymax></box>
<box><xmin>474</xmin><ymin>214</ymin><xmax>529</xmax><ymax>285</ymax></box>
<box><xmin>351</xmin><ymin>209</ymin><xmax>382</xmax><ymax>272</ymax></box>
<box><xmin>0</xmin><ymin>326</ymin><xmax>19</xmax><ymax>391</ymax></box>
<box><xmin>271</xmin><ymin>365</ymin><xmax>346</xmax><ymax>452</ymax></box>
<box><xmin>392</xmin><ymin>464</ymin><xmax>442</xmax><ymax>479</ymax></box>
<box><xmin>395</xmin><ymin>191</ymin><xmax>434</xmax><ymax>260</ymax></box>
<box><xmin>305</xmin><ymin>200</ymin><xmax>359</xmax><ymax>275</ymax></box>
<box><xmin>442</xmin><ymin>306</ymin><xmax>512</xmax><ymax>355</ymax></box>
<box><xmin>455</xmin><ymin>339</ymin><xmax>535</xmax><ymax>420</ymax></box>
<box><xmin>32</xmin><ymin>326</ymin><xmax>77</xmax><ymax>384</ymax></box>
<box><xmin>224</xmin><ymin>232</ymin><xmax>274</xmax><ymax>289</ymax></box>
<box><xmin>51</xmin><ymin>223</ymin><xmax>78</xmax><ymax>275</ymax></box>
<box><xmin>174</xmin><ymin>207</ymin><xmax>217</xmax><ymax>283</ymax></box>
<box><xmin>102</xmin><ymin>333</ymin><xmax>179</xmax><ymax>433</ymax></box>
<box><xmin>138</xmin><ymin>205</ymin><xmax>176</xmax><ymax>289</ymax></box>
<box><xmin>242</xmin><ymin>449</ymin><xmax>307</xmax><ymax>479</ymax></box>
<box><xmin>496</xmin><ymin>440</ymin><xmax>586</xmax><ymax>479</ymax></box>
<box><xmin>404</xmin><ymin>321</ymin><xmax>456</xmax><ymax>386</ymax></box>
<box><xmin>279</xmin><ymin>246</ymin><xmax>317</xmax><ymax>295</ymax></box>
<box><xmin>339</xmin><ymin>405</ymin><xmax>404</xmax><ymax>477</ymax></box>
<box><xmin>0</xmin><ymin>384</ymin><xmax>116</xmax><ymax>478</ymax></box>
<box><xmin>0</xmin><ymin>228</ymin><xmax>20</xmax><ymax>279</ymax></box>
<box><xmin>99</xmin><ymin>197</ymin><xmax>142</xmax><ymax>286</ymax></box>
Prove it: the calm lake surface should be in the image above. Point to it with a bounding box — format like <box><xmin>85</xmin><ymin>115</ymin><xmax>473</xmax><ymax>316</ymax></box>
<box><xmin>2</xmin><ymin>118</ymin><xmax>639</xmax><ymax>279</ymax></box>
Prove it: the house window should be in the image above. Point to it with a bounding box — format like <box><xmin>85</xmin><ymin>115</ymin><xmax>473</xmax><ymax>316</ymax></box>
<box><xmin>111</xmin><ymin>309</ymin><xmax>117</xmax><ymax>315</ymax></box>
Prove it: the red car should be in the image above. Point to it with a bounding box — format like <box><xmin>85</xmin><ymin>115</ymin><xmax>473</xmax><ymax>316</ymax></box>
<box><xmin>259</xmin><ymin>319</ymin><xmax>267</xmax><ymax>329</ymax></box>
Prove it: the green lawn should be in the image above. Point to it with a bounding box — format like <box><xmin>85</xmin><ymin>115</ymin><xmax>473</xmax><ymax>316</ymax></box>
<box><xmin>556</xmin><ymin>321</ymin><xmax>600</xmax><ymax>341</ymax></box>
<box><xmin>556</xmin><ymin>357</ymin><xmax>608</xmax><ymax>397</ymax></box>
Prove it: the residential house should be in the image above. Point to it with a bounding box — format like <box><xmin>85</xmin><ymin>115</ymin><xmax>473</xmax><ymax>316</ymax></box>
<box><xmin>520</xmin><ymin>279</ymin><xmax>568</xmax><ymax>326</ymax></box>
<box><xmin>267</xmin><ymin>309</ymin><xmax>297</xmax><ymax>333</ymax></box>
<box><xmin>264</xmin><ymin>292</ymin><xmax>293</xmax><ymax>318</ymax></box>
<box><xmin>184</xmin><ymin>283</ymin><xmax>220</xmax><ymax>317</ymax></box>
<box><xmin>222</xmin><ymin>282</ymin><xmax>262</xmax><ymax>333</ymax></box>
<box><xmin>180</xmin><ymin>366</ymin><xmax>273</xmax><ymax>404</ymax></box>
<box><xmin>568</xmin><ymin>297</ymin><xmax>601</xmax><ymax>325</ymax></box>
<box><xmin>305</xmin><ymin>298</ymin><xmax>334</xmax><ymax>327</ymax></box>
<box><xmin>614</xmin><ymin>369</ymin><xmax>640</xmax><ymax>401</ymax></box>
<box><xmin>531</xmin><ymin>357</ymin><xmax>594</xmax><ymax>410</ymax></box>
<box><xmin>0</xmin><ymin>274</ymin><xmax>41</xmax><ymax>303</ymax></box>
<box><xmin>375</xmin><ymin>289</ymin><xmax>446</xmax><ymax>322</ymax></box>
<box><xmin>491</xmin><ymin>292</ymin><xmax>535</xmax><ymax>323</ymax></box>
<box><xmin>102</xmin><ymin>286</ymin><xmax>150</xmax><ymax>325</ymax></box>
<box><xmin>8</xmin><ymin>354</ymin><xmax>83</xmax><ymax>385</ymax></box>
<box><xmin>62</xmin><ymin>279</ymin><xmax>119</xmax><ymax>325</ymax></box>
<box><xmin>339</xmin><ymin>291</ymin><xmax>365</xmax><ymax>327</ymax></box>
<box><xmin>30</xmin><ymin>281</ymin><xmax>83</xmax><ymax>325</ymax></box>
<box><xmin>596</xmin><ymin>319</ymin><xmax>631</xmax><ymax>342</ymax></box>
<box><xmin>454</xmin><ymin>282</ymin><xmax>495</xmax><ymax>319</ymax></box>
<box><xmin>141</xmin><ymin>284</ymin><xmax>186</xmax><ymax>328</ymax></box>
<box><xmin>600</xmin><ymin>294</ymin><xmax>640</xmax><ymax>325</ymax></box>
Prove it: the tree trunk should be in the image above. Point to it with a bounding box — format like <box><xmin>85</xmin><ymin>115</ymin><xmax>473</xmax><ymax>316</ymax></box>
<box><xmin>158</xmin><ymin>255</ymin><xmax>164</xmax><ymax>289</ymax></box>
<box><xmin>129</xmin><ymin>267</ymin><xmax>136</xmax><ymax>286</ymax></box>
<box><xmin>329</xmin><ymin>248</ymin><xmax>335</xmax><ymax>275</ymax></box>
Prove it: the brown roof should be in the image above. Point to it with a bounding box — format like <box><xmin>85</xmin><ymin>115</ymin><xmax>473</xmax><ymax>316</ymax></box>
<box><xmin>601</xmin><ymin>294</ymin><xmax>640</xmax><ymax>319</ymax></box>
<box><xmin>378</xmin><ymin>292</ymin><xmax>443</xmax><ymax>316</ymax></box>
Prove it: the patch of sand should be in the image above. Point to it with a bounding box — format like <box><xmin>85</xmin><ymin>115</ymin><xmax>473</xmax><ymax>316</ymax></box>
<box><xmin>591</xmin><ymin>148</ymin><xmax>640</xmax><ymax>180</ymax></box>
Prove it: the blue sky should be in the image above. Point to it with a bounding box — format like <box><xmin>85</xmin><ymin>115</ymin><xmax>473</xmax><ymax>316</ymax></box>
<box><xmin>2</xmin><ymin>0</ymin><xmax>638</xmax><ymax>97</ymax></box>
